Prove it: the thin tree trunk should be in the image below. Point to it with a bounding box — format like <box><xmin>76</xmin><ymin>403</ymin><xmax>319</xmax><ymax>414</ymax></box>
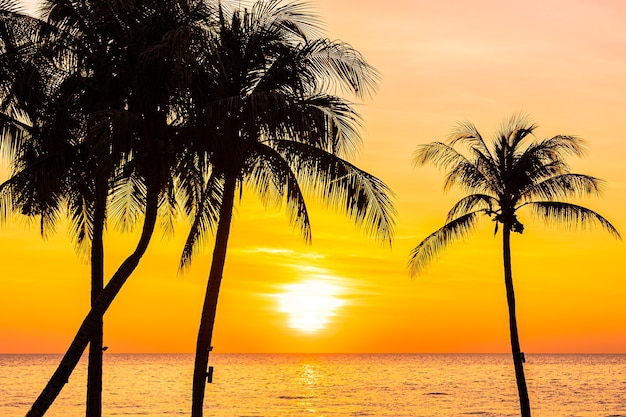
<box><xmin>26</xmin><ymin>185</ymin><xmax>159</xmax><ymax>417</ymax></box>
<box><xmin>191</xmin><ymin>175</ymin><xmax>237</xmax><ymax>417</ymax></box>
<box><xmin>86</xmin><ymin>184</ymin><xmax>106</xmax><ymax>417</ymax></box>
<box><xmin>503</xmin><ymin>226</ymin><xmax>531</xmax><ymax>417</ymax></box>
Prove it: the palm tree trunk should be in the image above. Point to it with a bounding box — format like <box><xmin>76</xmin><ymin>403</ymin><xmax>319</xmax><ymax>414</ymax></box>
<box><xmin>191</xmin><ymin>175</ymin><xmax>237</xmax><ymax>417</ymax></box>
<box><xmin>26</xmin><ymin>184</ymin><xmax>159</xmax><ymax>417</ymax></box>
<box><xmin>86</xmin><ymin>185</ymin><xmax>106</xmax><ymax>417</ymax></box>
<box><xmin>503</xmin><ymin>226</ymin><xmax>531</xmax><ymax>417</ymax></box>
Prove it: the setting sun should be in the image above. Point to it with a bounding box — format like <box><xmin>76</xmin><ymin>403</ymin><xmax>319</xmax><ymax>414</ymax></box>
<box><xmin>2</xmin><ymin>0</ymin><xmax>626</xmax><ymax>415</ymax></box>
<box><xmin>277</xmin><ymin>280</ymin><xmax>346</xmax><ymax>332</ymax></box>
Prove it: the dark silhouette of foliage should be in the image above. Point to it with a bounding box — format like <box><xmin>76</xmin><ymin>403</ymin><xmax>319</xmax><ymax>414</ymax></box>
<box><xmin>179</xmin><ymin>2</ymin><xmax>394</xmax><ymax>415</ymax></box>
<box><xmin>1</xmin><ymin>1</ymin><xmax>394</xmax><ymax>416</ymax></box>
<box><xmin>0</xmin><ymin>0</ymin><xmax>218</xmax><ymax>415</ymax></box>
<box><xmin>409</xmin><ymin>115</ymin><xmax>620</xmax><ymax>417</ymax></box>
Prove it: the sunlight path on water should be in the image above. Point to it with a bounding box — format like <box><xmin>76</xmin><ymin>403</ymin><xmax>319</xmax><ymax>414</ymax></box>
<box><xmin>3</xmin><ymin>354</ymin><xmax>626</xmax><ymax>416</ymax></box>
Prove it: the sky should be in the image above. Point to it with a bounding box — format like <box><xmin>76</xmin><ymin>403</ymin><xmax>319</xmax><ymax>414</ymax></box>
<box><xmin>1</xmin><ymin>0</ymin><xmax>625</xmax><ymax>354</ymax></box>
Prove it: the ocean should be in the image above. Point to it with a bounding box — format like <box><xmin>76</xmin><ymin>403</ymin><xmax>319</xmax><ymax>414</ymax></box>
<box><xmin>1</xmin><ymin>354</ymin><xmax>625</xmax><ymax>416</ymax></box>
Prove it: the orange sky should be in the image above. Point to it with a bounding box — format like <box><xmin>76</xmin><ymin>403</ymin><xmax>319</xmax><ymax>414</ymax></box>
<box><xmin>2</xmin><ymin>0</ymin><xmax>625</xmax><ymax>354</ymax></box>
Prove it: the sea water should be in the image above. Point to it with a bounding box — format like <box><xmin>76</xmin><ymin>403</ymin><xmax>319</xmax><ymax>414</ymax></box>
<box><xmin>1</xmin><ymin>354</ymin><xmax>625</xmax><ymax>416</ymax></box>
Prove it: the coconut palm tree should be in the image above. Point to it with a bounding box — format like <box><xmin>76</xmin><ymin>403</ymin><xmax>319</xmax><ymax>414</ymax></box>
<box><xmin>0</xmin><ymin>5</ymin><xmax>135</xmax><ymax>417</ymax></box>
<box><xmin>0</xmin><ymin>2</ymin><xmax>152</xmax><ymax>415</ymax></box>
<box><xmin>0</xmin><ymin>1</ymin><xmax>173</xmax><ymax>412</ymax></box>
<box><xmin>13</xmin><ymin>1</ymin><xmax>220</xmax><ymax>415</ymax></box>
<box><xmin>409</xmin><ymin>115</ymin><xmax>621</xmax><ymax>417</ymax></box>
<box><xmin>180</xmin><ymin>2</ymin><xmax>395</xmax><ymax>415</ymax></box>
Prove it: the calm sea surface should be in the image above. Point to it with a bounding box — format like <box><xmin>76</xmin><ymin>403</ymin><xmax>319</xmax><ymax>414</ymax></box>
<box><xmin>1</xmin><ymin>354</ymin><xmax>625</xmax><ymax>416</ymax></box>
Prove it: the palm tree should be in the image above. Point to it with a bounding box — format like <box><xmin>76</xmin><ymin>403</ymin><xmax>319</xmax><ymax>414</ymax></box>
<box><xmin>0</xmin><ymin>2</ymin><xmax>148</xmax><ymax>415</ymax></box>
<box><xmin>0</xmin><ymin>5</ymin><xmax>129</xmax><ymax>417</ymax></box>
<box><xmin>408</xmin><ymin>115</ymin><xmax>620</xmax><ymax>417</ymax></box>
<box><xmin>181</xmin><ymin>2</ymin><xmax>395</xmax><ymax>415</ymax></box>
<box><xmin>0</xmin><ymin>1</ymin><xmax>163</xmax><ymax>412</ymax></box>
<box><xmin>9</xmin><ymin>1</ymin><xmax>219</xmax><ymax>415</ymax></box>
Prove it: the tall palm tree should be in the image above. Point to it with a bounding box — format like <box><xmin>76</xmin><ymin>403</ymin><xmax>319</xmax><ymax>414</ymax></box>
<box><xmin>409</xmin><ymin>115</ymin><xmax>621</xmax><ymax>417</ymax></box>
<box><xmin>0</xmin><ymin>4</ymin><xmax>133</xmax><ymax>416</ymax></box>
<box><xmin>0</xmin><ymin>2</ymin><xmax>150</xmax><ymax>415</ymax></box>
<box><xmin>181</xmin><ymin>2</ymin><xmax>395</xmax><ymax>415</ymax></box>
<box><xmin>0</xmin><ymin>1</ymin><xmax>169</xmax><ymax>412</ymax></box>
<box><xmin>13</xmin><ymin>1</ymin><xmax>220</xmax><ymax>415</ymax></box>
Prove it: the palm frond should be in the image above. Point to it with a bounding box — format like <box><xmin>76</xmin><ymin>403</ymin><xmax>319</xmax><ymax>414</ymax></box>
<box><xmin>447</xmin><ymin>120</ymin><xmax>491</xmax><ymax>159</ymax></box>
<box><xmin>445</xmin><ymin>194</ymin><xmax>497</xmax><ymax>223</ymax></box>
<box><xmin>247</xmin><ymin>140</ymin><xmax>312</xmax><ymax>241</ymax></box>
<box><xmin>108</xmin><ymin>171</ymin><xmax>146</xmax><ymax>233</ymax></box>
<box><xmin>409</xmin><ymin>210</ymin><xmax>484</xmax><ymax>276</ymax></box>
<box><xmin>412</xmin><ymin>141</ymin><xmax>468</xmax><ymax>171</ymax></box>
<box><xmin>534</xmin><ymin>135</ymin><xmax>587</xmax><ymax>159</ymax></box>
<box><xmin>300</xmin><ymin>94</ymin><xmax>362</xmax><ymax>158</ymax></box>
<box><xmin>0</xmin><ymin>0</ymin><xmax>27</xmax><ymax>14</ymax></box>
<box><xmin>491</xmin><ymin>115</ymin><xmax>535</xmax><ymax>174</ymax></box>
<box><xmin>249</xmin><ymin>0</ymin><xmax>323</xmax><ymax>41</ymax></box>
<box><xmin>0</xmin><ymin>176</ymin><xmax>10</xmax><ymax>220</ymax></box>
<box><xmin>442</xmin><ymin>156</ymin><xmax>495</xmax><ymax>194</ymax></box>
<box><xmin>173</xmin><ymin>148</ymin><xmax>205</xmax><ymax>219</ymax></box>
<box><xmin>3</xmin><ymin>142</ymin><xmax>71</xmax><ymax>236</ymax></box>
<box><xmin>179</xmin><ymin>172</ymin><xmax>223</xmax><ymax>271</ymax></box>
<box><xmin>297</xmin><ymin>38</ymin><xmax>381</xmax><ymax>98</ymax></box>
<box><xmin>66</xmin><ymin>190</ymin><xmax>95</xmax><ymax>260</ymax></box>
<box><xmin>0</xmin><ymin>112</ymin><xmax>32</xmax><ymax>161</ymax></box>
<box><xmin>522</xmin><ymin>173</ymin><xmax>605</xmax><ymax>202</ymax></box>
<box><xmin>514</xmin><ymin>135</ymin><xmax>584</xmax><ymax>178</ymax></box>
<box><xmin>278</xmin><ymin>140</ymin><xmax>395</xmax><ymax>245</ymax></box>
<box><xmin>158</xmin><ymin>176</ymin><xmax>180</xmax><ymax>239</ymax></box>
<box><xmin>528</xmin><ymin>201</ymin><xmax>621</xmax><ymax>239</ymax></box>
<box><xmin>264</xmin><ymin>93</ymin><xmax>362</xmax><ymax>159</ymax></box>
<box><xmin>500</xmin><ymin>113</ymin><xmax>536</xmax><ymax>149</ymax></box>
<box><xmin>416</xmin><ymin>132</ymin><xmax>500</xmax><ymax>196</ymax></box>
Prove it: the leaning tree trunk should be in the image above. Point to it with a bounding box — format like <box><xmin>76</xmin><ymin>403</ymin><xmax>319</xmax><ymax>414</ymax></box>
<box><xmin>191</xmin><ymin>175</ymin><xmax>237</xmax><ymax>417</ymax></box>
<box><xmin>26</xmin><ymin>184</ymin><xmax>159</xmax><ymax>417</ymax></box>
<box><xmin>502</xmin><ymin>226</ymin><xmax>531</xmax><ymax>417</ymax></box>
<box><xmin>86</xmin><ymin>183</ymin><xmax>106</xmax><ymax>417</ymax></box>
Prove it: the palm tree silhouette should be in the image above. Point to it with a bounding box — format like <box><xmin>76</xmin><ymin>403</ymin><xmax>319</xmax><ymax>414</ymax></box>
<box><xmin>2</xmin><ymin>1</ymin><xmax>216</xmax><ymax>415</ymax></box>
<box><xmin>0</xmin><ymin>3</ymin><xmax>149</xmax><ymax>414</ymax></box>
<box><xmin>0</xmin><ymin>3</ymin><xmax>114</xmax><ymax>414</ymax></box>
<box><xmin>180</xmin><ymin>2</ymin><xmax>395</xmax><ymax>415</ymax></box>
<box><xmin>409</xmin><ymin>116</ymin><xmax>620</xmax><ymax>417</ymax></box>
<box><xmin>2</xmin><ymin>1</ymin><xmax>393</xmax><ymax>416</ymax></box>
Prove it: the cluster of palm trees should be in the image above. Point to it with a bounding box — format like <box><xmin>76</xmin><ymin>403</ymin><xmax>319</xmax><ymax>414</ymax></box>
<box><xmin>0</xmin><ymin>0</ymin><xmax>394</xmax><ymax>416</ymax></box>
<box><xmin>1</xmin><ymin>1</ymin><xmax>620</xmax><ymax>417</ymax></box>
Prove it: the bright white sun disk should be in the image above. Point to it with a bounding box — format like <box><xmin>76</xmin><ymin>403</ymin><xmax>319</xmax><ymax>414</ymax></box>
<box><xmin>277</xmin><ymin>280</ymin><xmax>345</xmax><ymax>332</ymax></box>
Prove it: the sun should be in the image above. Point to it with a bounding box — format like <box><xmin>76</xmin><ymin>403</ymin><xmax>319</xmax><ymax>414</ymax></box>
<box><xmin>277</xmin><ymin>280</ymin><xmax>346</xmax><ymax>332</ymax></box>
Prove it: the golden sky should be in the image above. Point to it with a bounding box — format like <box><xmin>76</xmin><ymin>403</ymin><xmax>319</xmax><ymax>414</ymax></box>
<box><xmin>2</xmin><ymin>0</ymin><xmax>625</xmax><ymax>354</ymax></box>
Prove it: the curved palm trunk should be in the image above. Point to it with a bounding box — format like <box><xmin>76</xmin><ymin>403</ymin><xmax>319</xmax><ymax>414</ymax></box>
<box><xmin>503</xmin><ymin>226</ymin><xmax>531</xmax><ymax>417</ymax></box>
<box><xmin>86</xmin><ymin>185</ymin><xmax>106</xmax><ymax>417</ymax></box>
<box><xmin>26</xmin><ymin>184</ymin><xmax>159</xmax><ymax>417</ymax></box>
<box><xmin>191</xmin><ymin>175</ymin><xmax>237</xmax><ymax>417</ymax></box>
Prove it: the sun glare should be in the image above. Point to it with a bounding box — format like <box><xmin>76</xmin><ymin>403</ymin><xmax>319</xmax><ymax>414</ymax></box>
<box><xmin>277</xmin><ymin>280</ymin><xmax>346</xmax><ymax>332</ymax></box>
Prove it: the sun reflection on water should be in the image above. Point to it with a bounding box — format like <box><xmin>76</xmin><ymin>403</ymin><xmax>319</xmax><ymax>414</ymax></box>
<box><xmin>301</xmin><ymin>363</ymin><xmax>320</xmax><ymax>386</ymax></box>
<box><xmin>298</xmin><ymin>362</ymin><xmax>324</xmax><ymax>414</ymax></box>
